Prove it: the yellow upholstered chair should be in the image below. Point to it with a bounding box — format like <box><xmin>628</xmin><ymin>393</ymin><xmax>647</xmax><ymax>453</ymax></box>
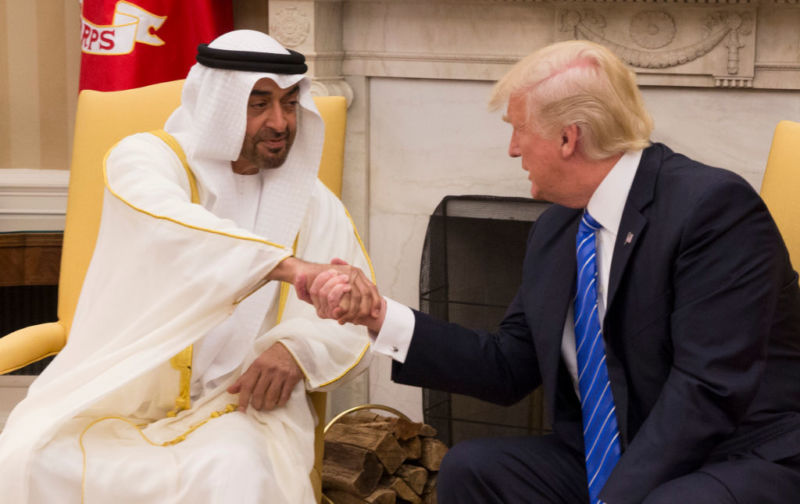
<box><xmin>760</xmin><ymin>120</ymin><xmax>800</xmax><ymax>274</ymax></box>
<box><xmin>0</xmin><ymin>79</ymin><xmax>347</xmax><ymax>503</ymax></box>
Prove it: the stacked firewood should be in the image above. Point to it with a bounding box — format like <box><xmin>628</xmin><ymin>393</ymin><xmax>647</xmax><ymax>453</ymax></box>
<box><xmin>322</xmin><ymin>411</ymin><xmax>449</xmax><ymax>504</ymax></box>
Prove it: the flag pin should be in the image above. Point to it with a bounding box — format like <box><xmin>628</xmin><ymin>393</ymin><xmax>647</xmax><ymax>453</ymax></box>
<box><xmin>625</xmin><ymin>232</ymin><xmax>634</xmax><ymax>245</ymax></box>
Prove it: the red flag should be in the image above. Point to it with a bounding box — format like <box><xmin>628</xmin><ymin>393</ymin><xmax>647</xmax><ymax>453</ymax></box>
<box><xmin>79</xmin><ymin>0</ymin><xmax>233</xmax><ymax>91</ymax></box>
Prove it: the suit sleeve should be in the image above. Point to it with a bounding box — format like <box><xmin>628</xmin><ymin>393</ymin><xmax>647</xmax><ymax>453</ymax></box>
<box><xmin>391</xmin><ymin>223</ymin><xmax>544</xmax><ymax>406</ymax></box>
<box><xmin>602</xmin><ymin>177</ymin><xmax>788</xmax><ymax>503</ymax></box>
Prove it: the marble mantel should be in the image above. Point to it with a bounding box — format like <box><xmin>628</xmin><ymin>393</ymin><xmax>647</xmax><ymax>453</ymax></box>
<box><xmin>270</xmin><ymin>0</ymin><xmax>800</xmax><ymax>91</ymax></box>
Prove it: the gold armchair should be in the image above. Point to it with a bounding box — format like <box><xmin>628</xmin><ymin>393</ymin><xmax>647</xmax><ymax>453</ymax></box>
<box><xmin>760</xmin><ymin>120</ymin><xmax>800</xmax><ymax>273</ymax></box>
<box><xmin>0</xmin><ymin>79</ymin><xmax>347</xmax><ymax>503</ymax></box>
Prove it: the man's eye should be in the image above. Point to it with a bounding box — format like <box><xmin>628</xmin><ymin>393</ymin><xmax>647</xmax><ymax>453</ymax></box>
<box><xmin>250</xmin><ymin>102</ymin><xmax>267</xmax><ymax>109</ymax></box>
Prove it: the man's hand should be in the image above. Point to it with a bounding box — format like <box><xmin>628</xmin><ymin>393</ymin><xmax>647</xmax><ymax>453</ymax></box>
<box><xmin>227</xmin><ymin>342</ymin><xmax>303</xmax><ymax>412</ymax></box>
<box><xmin>294</xmin><ymin>258</ymin><xmax>382</xmax><ymax>325</ymax></box>
<box><xmin>298</xmin><ymin>259</ymin><xmax>387</xmax><ymax>333</ymax></box>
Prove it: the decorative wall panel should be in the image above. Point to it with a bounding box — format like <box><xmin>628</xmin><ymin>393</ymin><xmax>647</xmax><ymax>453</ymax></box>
<box><xmin>341</xmin><ymin>0</ymin><xmax>800</xmax><ymax>90</ymax></box>
<box><xmin>556</xmin><ymin>6</ymin><xmax>757</xmax><ymax>87</ymax></box>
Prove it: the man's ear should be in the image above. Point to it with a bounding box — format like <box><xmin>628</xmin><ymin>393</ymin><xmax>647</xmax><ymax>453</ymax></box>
<box><xmin>559</xmin><ymin>124</ymin><xmax>579</xmax><ymax>158</ymax></box>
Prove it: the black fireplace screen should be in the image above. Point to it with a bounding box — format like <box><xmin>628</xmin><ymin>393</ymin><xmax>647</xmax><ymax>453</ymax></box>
<box><xmin>0</xmin><ymin>285</ymin><xmax>57</xmax><ymax>375</ymax></box>
<box><xmin>419</xmin><ymin>195</ymin><xmax>553</xmax><ymax>446</ymax></box>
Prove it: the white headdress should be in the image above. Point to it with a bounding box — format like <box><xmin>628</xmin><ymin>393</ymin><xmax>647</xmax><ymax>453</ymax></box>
<box><xmin>164</xmin><ymin>29</ymin><xmax>324</xmax><ymax>248</ymax></box>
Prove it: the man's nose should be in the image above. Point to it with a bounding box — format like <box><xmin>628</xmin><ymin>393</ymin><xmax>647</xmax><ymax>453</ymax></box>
<box><xmin>508</xmin><ymin>133</ymin><xmax>521</xmax><ymax>158</ymax></box>
<box><xmin>265</xmin><ymin>102</ymin><xmax>288</xmax><ymax>130</ymax></box>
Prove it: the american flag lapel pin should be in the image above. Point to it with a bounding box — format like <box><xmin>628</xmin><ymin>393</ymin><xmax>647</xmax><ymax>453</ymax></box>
<box><xmin>624</xmin><ymin>232</ymin><xmax>634</xmax><ymax>245</ymax></box>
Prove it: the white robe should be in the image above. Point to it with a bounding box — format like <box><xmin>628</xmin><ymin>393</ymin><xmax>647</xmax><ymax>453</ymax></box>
<box><xmin>0</xmin><ymin>132</ymin><xmax>372</xmax><ymax>503</ymax></box>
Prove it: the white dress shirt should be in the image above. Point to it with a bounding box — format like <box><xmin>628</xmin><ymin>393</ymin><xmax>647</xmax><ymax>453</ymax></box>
<box><xmin>373</xmin><ymin>150</ymin><xmax>643</xmax><ymax>395</ymax></box>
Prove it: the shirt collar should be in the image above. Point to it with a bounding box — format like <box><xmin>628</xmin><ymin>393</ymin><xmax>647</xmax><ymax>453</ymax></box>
<box><xmin>586</xmin><ymin>149</ymin><xmax>643</xmax><ymax>236</ymax></box>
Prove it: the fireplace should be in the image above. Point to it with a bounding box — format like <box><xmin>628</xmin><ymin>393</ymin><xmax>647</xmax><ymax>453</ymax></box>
<box><xmin>418</xmin><ymin>195</ymin><xmax>553</xmax><ymax>446</ymax></box>
<box><xmin>0</xmin><ymin>232</ymin><xmax>61</xmax><ymax>375</ymax></box>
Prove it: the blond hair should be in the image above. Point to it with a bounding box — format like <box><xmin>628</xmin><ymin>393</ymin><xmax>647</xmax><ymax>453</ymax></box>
<box><xmin>489</xmin><ymin>40</ymin><xmax>653</xmax><ymax>160</ymax></box>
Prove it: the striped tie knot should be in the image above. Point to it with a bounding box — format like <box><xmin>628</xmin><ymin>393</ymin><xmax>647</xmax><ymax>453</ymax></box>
<box><xmin>580</xmin><ymin>211</ymin><xmax>602</xmax><ymax>232</ymax></box>
<box><xmin>574</xmin><ymin>210</ymin><xmax>621</xmax><ymax>504</ymax></box>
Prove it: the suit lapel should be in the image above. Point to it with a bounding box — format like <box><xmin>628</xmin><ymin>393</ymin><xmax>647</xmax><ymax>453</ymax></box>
<box><xmin>607</xmin><ymin>145</ymin><xmax>660</xmax><ymax>312</ymax></box>
<box><xmin>604</xmin><ymin>144</ymin><xmax>662</xmax><ymax>446</ymax></box>
<box><xmin>607</xmin><ymin>213</ymin><xmax>646</xmax><ymax>309</ymax></box>
<box><xmin>525</xmin><ymin>208</ymin><xmax>581</xmax><ymax>420</ymax></box>
<box><xmin>605</xmin><ymin>208</ymin><xmax>645</xmax><ymax>448</ymax></box>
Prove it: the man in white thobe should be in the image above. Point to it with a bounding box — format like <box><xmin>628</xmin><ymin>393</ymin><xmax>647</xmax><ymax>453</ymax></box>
<box><xmin>0</xmin><ymin>30</ymin><xmax>376</xmax><ymax>504</ymax></box>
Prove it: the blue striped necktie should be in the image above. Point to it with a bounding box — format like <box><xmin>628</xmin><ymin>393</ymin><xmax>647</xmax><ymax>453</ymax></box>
<box><xmin>574</xmin><ymin>211</ymin><xmax>621</xmax><ymax>504</ymax></box>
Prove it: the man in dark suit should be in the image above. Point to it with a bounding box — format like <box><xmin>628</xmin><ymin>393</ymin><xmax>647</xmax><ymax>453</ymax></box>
<box><xmin>302</xmin><ymin>40</ymin><xmax>800</xmax><ymax>503</ymax></box>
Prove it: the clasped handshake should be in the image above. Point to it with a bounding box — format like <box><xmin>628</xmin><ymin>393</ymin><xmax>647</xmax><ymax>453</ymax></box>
<box><xmin>276</xmin><ymin>256</ymin><xmax>385</xmax><ymax>333</ymax></box>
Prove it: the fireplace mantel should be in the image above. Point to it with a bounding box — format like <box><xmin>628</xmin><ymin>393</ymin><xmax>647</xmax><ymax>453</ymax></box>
<box><xmin>270</xmin><ymin>0</ymin><xmax>800</xmax><ymax>92</ymax></box>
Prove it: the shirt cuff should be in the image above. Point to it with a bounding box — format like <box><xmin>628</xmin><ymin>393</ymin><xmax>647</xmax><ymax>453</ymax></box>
<box><xmin>371</xmin><ymin>297</ymin><xmax>415</xmax><ymax>363</ymax></box>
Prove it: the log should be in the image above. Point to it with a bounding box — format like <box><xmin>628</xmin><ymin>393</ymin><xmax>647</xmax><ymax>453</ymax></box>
<box><xmin>337</xmin><ymin>410</ymin><xmax>383</xmax><ymax>424</ymax></box>
<box><xmin>324</xmin><ymin>490</ymin><xmax>368</xmax><ymax>504</ymax></box>
<box><xmin>366</xmin><ymin>488</ymin><xmax>397</xmax><ymax>504</ymax></box>
<box><xmin>322</xmin><ymin>443</ymin><xmax>383</xmax><ymax>497</ymax></box>
<box><xmin>393</xmin><ymin>417</ymin><xmax>424</xmax><ymax>440</ymax></box>
<box><xmin>399</xmin><ymin>436</ymin><xmax>421</xmax><ymax>460</ymax></box>
<box><xmin>419</xmin><ymin>424</ymin><xmax>438</xmax><ymax>437</ymax></box>
<box><xmin>326</xmin><ymin>422</ymin><xmax>407</xmax><ymax>473</ymax></box>
<box><xmin>325</xmin><ymin>487</ymin><xmax>397</xmax><ymax>504</ymax></box>
<box><xmin>381</xmin><ymin>475</ymin><xmax>422</xmax><ymax>504</ymax></box>
<box><xmin>422</xmin><ymin>474</ymin><xmax>437</xmax><ymax>504</ymax></box>
<box><xmin>332</xmin><ymin>412</ymin><xmax>435</xmax><ymax>439</ymax></box>
<box><xmin>353</xmin><ymin>417</ymin><xmax>423</xmax><ymax>441</ymax></box>
<box><xmin>423</xmin><ymin>473</ymin><xmax>437</xmax><ymax>495</ymax></box>
<box><xmin>322</xmin><ymin>459</ymin><xmax>381</xmax><ymax>498</ymax></box>
<box><xmin>420</xmin><ymin>438</ymin><xmax>448</xmax><ymax>471</ymax></box>
<box><xmin>324</xmin><ymin>441</ymin><xmax>384</xmax><ymax>474</ymax></box>
<box><xmin>396</xmin><ymin>464</ymin><xmax>428</xmax><ymax>495</ymax></box>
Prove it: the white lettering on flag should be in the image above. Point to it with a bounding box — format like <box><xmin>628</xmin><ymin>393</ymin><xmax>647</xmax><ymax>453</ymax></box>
<box><xmin>81</xmin><ymin>1</ymin><xmax>167</xmax><ymax>56</ymax></box>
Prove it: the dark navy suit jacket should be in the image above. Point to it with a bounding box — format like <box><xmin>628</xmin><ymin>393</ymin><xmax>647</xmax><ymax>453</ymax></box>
<box><xmin>393</xmin><ymin>143</ymin><xmax>800</xmax><ymax>503</ymax></box>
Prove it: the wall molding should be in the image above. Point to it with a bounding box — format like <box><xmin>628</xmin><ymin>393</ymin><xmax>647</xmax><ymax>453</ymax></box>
<box><xmin>0</xmin><ymin>169</ymin><xmax>69</xmax><ymax>233</ymax></box>
<box><xmin>341</xmin><ymin>1</ymin><xmax>800</xmax><ymax>89</ymax></box>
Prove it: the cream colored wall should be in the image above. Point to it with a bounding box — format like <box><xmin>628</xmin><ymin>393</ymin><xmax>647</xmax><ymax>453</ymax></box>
<box><xmin>0</xmin><ymin>0</ymin><xmax>81</xmax><ymax>171</ymax></box>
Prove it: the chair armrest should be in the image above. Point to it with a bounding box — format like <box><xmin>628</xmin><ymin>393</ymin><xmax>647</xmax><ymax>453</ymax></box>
<box><xmin>0</xmin><ymin>322</ymin><xmax>66</xmax><ymax>375</ymax></box>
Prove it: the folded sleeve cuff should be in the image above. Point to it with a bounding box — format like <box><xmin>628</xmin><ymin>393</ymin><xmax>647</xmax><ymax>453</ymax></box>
<box><xmin>371</xmin><ymin>297</ymin><xmax>415</xmax><ymax>363</ymax></box>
